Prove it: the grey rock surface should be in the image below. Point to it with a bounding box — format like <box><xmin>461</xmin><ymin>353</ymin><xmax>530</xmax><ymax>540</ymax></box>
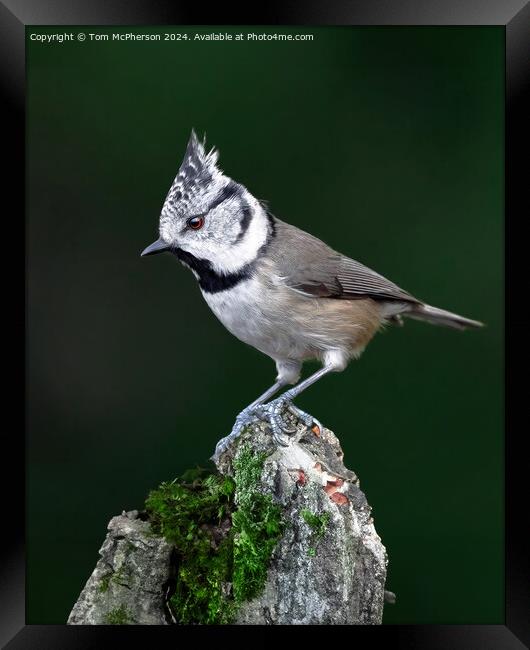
<box><xmin>217</xmin><ymin>419</ymin><xmax>388</xmax><ymax>625</ymax></box>
<box><xmin>67</xmin><ymin>510</ymin><xmax>173</xmax><ymax>625</ymax></box>
<box><xmin>68</xmin><ymin>416</ymin><xmax>388</xmax><ymax>625</ymax></box>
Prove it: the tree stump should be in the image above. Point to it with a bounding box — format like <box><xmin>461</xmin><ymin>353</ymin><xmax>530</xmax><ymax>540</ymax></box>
<box><xmin>68</xmin><ymin>417</ymin><xmax>388</xmax><ymax>625</ymax></box>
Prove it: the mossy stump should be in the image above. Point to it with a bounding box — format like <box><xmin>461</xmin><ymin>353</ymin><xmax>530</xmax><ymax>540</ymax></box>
<box><xmin>68</xmin><ymin>417</ymin><xmax>388</xmax><ymax>625</ymax></box>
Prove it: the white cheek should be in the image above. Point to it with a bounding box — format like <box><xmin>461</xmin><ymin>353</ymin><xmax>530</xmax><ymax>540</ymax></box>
<box><xmin>210</xmin><ymin>201</ymin><xmax>268</xmax><ymax>274</ymax></box>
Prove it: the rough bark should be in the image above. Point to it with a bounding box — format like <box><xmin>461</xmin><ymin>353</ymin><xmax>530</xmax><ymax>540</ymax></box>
<box><xmin>68</xmin><ymin>417</ymin><xmax>388</xmax><ymax>625</ymax></box>
<box><xmin>67</xmin><ymin>511</ymin><xmax>174</xmax><ymax>625</ymax></box>
<box><xmin>220</xmin><ymin>420</ymin><xmax>388</xmax><ymax>624</ymax></box>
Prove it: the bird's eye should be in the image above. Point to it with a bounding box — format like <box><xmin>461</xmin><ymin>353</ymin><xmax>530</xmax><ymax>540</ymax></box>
<box><xmin>187</xmin><ymin>216</ymin><xmax>205</xmax><ymax>230</ymax></box>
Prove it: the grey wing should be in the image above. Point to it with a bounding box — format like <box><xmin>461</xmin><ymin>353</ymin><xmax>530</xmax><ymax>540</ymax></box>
<box><xmin>273</xmin><ymin>220</ymin><xmax>419</xmax><ymax>304</ymax></box>
<box><xmin>333</xmin><ymin>256</ymin><xmax>420</xmax><ymax>304</ymax></box>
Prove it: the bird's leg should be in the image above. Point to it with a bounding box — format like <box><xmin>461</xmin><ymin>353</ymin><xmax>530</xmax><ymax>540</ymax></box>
<box><xmin>281</xmin><ymin>365</ymin><xmax>334</xmax><ymax>401</ymax></box>
<box><xmin>244</xmin><ymin>381</ymin><xmax>287</xmax><ymax>412</ymax></box>
<box><xmin>231</xmin><ymin>380</ymin><xmax>287</xmax><ymax>434</ymax></box>
<box><xmin>212</xmin><ymin>359</ymin><xmax>339</xmax><ymax>462</ymax></box>
<box><xmin>211</xmin><ymin>380</ymin><xmax>286</xmax><ymax>462</ymax></box>
<box><xmin>256</xmin><ymin>365</ymin><xmax>337</xmax><ymax>443</ymax></box>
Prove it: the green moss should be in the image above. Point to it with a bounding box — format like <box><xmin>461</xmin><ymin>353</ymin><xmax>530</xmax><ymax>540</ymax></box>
<box><xmin>301</xmin><ymin>509</ymin><xmax>330</xmax><ymax>538</ymax></box>
<box><xmin>98</xmin><ymin>573</ymin><xmax>111</xmax><ymax>593</ymax></box>
<box><xmin>231</xmin><ymin>446</ymin><xmax>284</xmax><ymax>603</ymax></box>
<box><xmin>144</xmin><ymin>448</ymin><xmax>284</xmax><ymax>624</ymax></box>
<box><xmin>146</xmin><ymin>468</ymin><xmax>235</xmax><ymax>546</ymax></box>
<box><xmin>99</xmin><ymin>564</ymin><xmax>130</xmax><ymax>593</ymax></box>
<box><xmin>111</xmin><ymin>564</ymin><xmax>130</xmax><ymax>588</ymax></box>
<box><xmin>301</xmin><ymin>509</ymin><xmax>330</xmax><ymax>556</ymax></box>
<box><xmin>145</xmin><ymin>466</ymin><xmax>236</xmax><ymax>624</ymax></box>
<box><xmin>105</xmin><ymin>605</ymin><xmax>130</xmax><ymax>625</ymax></box>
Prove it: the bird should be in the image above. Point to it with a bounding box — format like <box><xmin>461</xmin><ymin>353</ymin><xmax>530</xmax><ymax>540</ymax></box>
<box><xmin>142</xmin><ymin>130</ymin><xmax>483</xmax><ymax>461</ymax></box>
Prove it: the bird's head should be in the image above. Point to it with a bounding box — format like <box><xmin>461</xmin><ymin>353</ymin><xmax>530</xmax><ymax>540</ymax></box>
<box><xmin>142</xmin><ymin>130</ymin><xmax>272</xmax><ymax>276</ymax></box>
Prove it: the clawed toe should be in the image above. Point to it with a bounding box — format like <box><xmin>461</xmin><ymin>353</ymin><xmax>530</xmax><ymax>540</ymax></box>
<box><xmin>254</xmin><ymin>400</ymin><xmax>294</xmax><ymax>437</ymax></box>
<box><xmin>289</xmin><ymin>405</ymin><xmax>322</xmax><ymax>435</ymax></box>
<box><xmin>286</xmin><ymin>403</ymin><xmax>312</xmax><ymax>428</ymax></box>
<box><xmin>271</xmin><ymin>429</ymin><xmax>291</xmax><ymax>446</ymax></box>
<box><xmin>211</xmin><ymin>408</ymin><xmax>258</xmax><ymax>462</ymax></box>
<box><xmin>311</xmin><ymin>417</ymin><xmax>323</xmax><ymax>435</ymax></box>
<box><xmin>212</xmin><ymin>395</ymin><xmax>322</xmax><ymax>462</ymax></box>
<box><xmin>253</xmin><ymin>396</ymin><xmax>319</xmax><ymax>444</ymax></box>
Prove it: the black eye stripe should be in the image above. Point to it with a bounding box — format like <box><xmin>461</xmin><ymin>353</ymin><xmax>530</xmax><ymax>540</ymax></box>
<box><xmin>234</xmin><ymin>201</ymin><xmax>253</xmax><ymax>243</ymax></box>
<box><xmin>207</xmin><ymin>181</ymin><xmax>241</xmax><ymax>212</ymax></box>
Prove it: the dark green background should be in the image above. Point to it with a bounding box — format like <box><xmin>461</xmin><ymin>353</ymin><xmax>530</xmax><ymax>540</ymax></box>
<box><xmin>27</xmin><ymin>26</ymin><xmax>503</xmax><ymax>624</ymax></box>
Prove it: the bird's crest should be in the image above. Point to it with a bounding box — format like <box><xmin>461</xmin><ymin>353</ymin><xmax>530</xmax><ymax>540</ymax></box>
<box><xmin>164</xmin><ymin>130</ymin><xmax>222</xmax><ymax>209</ymax></box>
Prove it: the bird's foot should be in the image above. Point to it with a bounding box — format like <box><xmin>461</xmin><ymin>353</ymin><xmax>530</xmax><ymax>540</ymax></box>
<box><xmin>211</xmin><ymin>406</ymin><xmax>260</xmax><ymax>463</ymax></box>
<box><xmin>252</xmin><ymin>395</ymin><xmax>323</xmax><ymax>446</ymax></box>
<box><xmin>211</xmin><ymin>396</ymin><xmax>322</xmax><ymax>464</ymax></box>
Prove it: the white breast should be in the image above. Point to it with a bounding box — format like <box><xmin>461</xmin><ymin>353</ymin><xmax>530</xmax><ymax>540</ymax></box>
<box><xmin>201</xmin><ymin>276</ymin><xmax>313</xmax><ymax>362</ymax></box>
<box><xmin>202</xmin><ymin>277</ymin><xmax>269</xmax><ymax>347</ymax></box>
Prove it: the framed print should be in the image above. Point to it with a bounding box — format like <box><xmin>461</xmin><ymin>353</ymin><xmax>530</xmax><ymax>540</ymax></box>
<box><xmin>2</xmin><ymin>1</ymin><xmax>528</xmax><ymax>647</ymax></box>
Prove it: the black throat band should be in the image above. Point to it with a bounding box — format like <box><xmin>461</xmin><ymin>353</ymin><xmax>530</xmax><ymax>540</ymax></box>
<box><xmin>170</xmin><ymin>248</ymin><xmax>253</xmax><ymax>294</ymax></box>
<box><xmin>171</xmin><ymin>211</ymin><xmax>277</xmax><ymax>295</ymax></box>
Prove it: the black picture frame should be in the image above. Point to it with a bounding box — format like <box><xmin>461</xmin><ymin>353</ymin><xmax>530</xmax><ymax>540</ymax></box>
<box><xmin>2</xmin><ymin>1</ymin><xmax>528</xmax><ymax>647</ymax></box>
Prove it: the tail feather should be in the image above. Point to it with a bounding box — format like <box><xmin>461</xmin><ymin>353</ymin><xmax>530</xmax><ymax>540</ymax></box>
<box><xmin>405</xmin><ymin>304</ymin><xmax>484</xmax><ymax>330</ymax></box>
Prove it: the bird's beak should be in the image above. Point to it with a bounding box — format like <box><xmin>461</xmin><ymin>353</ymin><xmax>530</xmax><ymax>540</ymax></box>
<box><xmin>141</xmin><ymin>237</ymin><xmax>170</xmax><ymax>257</ymax></box>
